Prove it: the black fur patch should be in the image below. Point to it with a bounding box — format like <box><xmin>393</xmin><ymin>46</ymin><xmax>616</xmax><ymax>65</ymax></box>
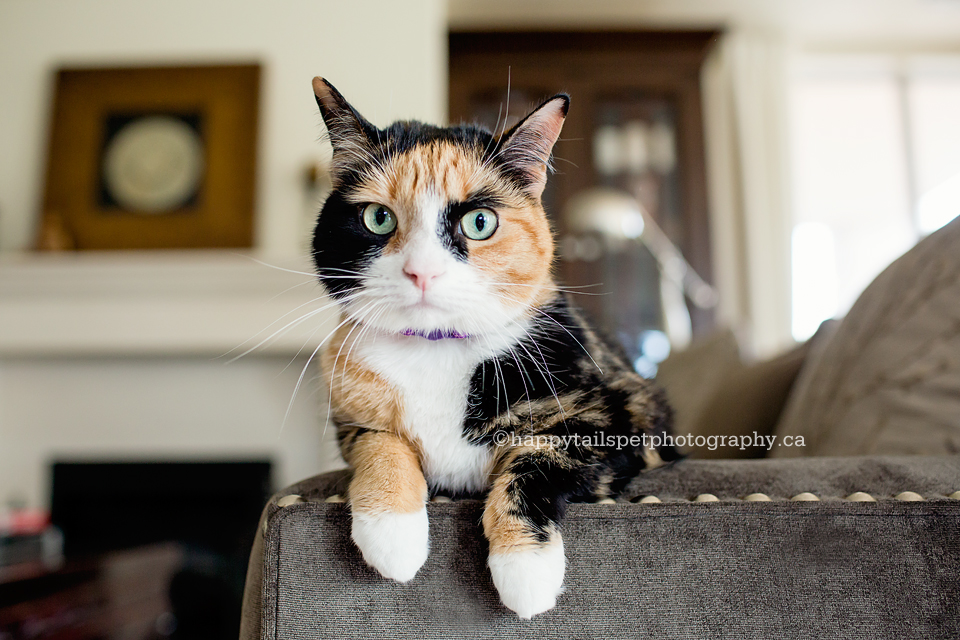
<box><xmin>464</xmin><ymin>294</ymin><xmax>677</xmax><ymax>528</ymax></box>
<box><xmin>312</xmin><ymin>191</ymin><xmax>390</xmax><ymax>299</ymax></box>
<box><xmin>464</xmin><ymin>296</ymin><xmax>591</xmax><ymax>443</ymax></box>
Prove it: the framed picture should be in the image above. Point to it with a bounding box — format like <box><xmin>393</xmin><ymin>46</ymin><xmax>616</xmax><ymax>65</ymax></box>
<box><xmin>38</xmin><ymin>64</ymin><xmax>259</xmax><ymax>250</ymax></box>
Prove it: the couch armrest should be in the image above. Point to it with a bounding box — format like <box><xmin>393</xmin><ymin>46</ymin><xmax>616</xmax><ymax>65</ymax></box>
<box><xmin>242</xmin><ymin>456</ymin><xmax>960</xmax><ymax>640</ymax></box>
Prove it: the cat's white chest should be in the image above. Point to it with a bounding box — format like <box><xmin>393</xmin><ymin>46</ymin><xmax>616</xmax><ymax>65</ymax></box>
<box><xmin>356</xmin><ymin>336</ymin><xmax>494</xmax><ymax>494</ymax></box>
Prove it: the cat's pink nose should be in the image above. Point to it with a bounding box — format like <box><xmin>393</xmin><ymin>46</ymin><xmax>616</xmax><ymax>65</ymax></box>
<box><xmin>403</xmin><ymin>263</ymin><xmax>444</xmax><ymax>292</ymax></box>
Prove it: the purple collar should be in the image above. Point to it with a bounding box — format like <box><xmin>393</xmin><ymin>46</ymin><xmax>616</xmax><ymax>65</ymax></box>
<box><xmin>400</xmin><ymin>328</ymin><xmax>470</xmax><ymax>341</ymax></box>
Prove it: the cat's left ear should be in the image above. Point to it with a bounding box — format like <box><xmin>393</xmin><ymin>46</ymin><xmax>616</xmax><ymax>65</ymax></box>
<box><xmin>497</xmin><ymin>94</ymin><xmax>570</xmax><ymax>200</ymax></box>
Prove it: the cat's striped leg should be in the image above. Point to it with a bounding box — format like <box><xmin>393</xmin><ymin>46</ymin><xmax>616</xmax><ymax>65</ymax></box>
<box><xmin>483</xmin><ymin>446</ymin><xmax>586</xmax><ymax>619</ymax></box>
<box><xmin>347</xmin><ymin>429</ymin><xmax>429</xmax><ymax>582</ymax></box>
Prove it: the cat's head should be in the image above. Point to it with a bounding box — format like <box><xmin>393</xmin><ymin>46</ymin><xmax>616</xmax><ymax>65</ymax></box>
<box><xmin>311</xmin><ymin>77</ymin><xmax>568</xmax><ymax>341</ymax></box>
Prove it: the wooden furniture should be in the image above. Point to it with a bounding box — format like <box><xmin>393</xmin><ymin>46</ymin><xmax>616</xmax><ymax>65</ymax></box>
<box><xmin>449</xmin><ymin>31</ymin><xmax>719</xmax><ymax>348</ymax></box>
<box><xmin>39</xmin><ymin>65</ymin><xmax>259</xmax><ymax>251</ymax></box>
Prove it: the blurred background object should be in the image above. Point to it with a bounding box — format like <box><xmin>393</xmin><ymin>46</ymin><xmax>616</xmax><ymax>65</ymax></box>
<box><xmin>3</xmin><ymin>0</ymin><xmax>960</xmax><ymax>637</ymax></box>
<box><xmin>38</xmin><ymin>65</ymin><xmax>259</xmax><ymax>251</ymax></box>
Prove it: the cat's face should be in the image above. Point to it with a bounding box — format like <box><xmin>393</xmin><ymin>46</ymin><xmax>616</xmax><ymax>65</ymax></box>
<box><xmin>311</xmin><ymin>78</ymin><xmax>568</xmax><ymax>340</ymax></box>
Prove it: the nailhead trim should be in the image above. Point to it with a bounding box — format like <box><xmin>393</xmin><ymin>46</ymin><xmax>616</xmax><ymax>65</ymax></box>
<box><xmin>310</xmin><ymin>489</ymin><xmax>958</xmax><ymax>507</ymax></box>
<box><xmin>894</xmin><ymin>491</ymin><xmax>923</xmax><ymax>501</ymax></box>
<box><xmin>277</xmin><ymin>494</ymin><xmax>305</xmax><ymax>508</ymax></box>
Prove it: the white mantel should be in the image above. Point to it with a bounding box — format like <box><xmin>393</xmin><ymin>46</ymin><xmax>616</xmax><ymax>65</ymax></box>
<box><xmin>0</xmin><ymin>250</ymin><xmax>339</xmax><ymax>358</ymax></box>
<box><xmin>0</xmin><ymin>250</ymin><xmax>345</xmax><ymax>511</ymax></box>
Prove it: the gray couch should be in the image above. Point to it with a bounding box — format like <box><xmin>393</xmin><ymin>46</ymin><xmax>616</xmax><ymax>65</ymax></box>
<box><xmin>241</xmin><ymin>219</ymin><xmax>960</xmax><ymax>639</ymax></box>
<box><xmin>242</xmin><ymin>457</ymin><xmax>959</xmax><ymax>640</ymax></box>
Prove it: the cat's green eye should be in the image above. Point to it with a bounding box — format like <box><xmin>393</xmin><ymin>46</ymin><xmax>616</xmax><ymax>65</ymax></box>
<box><xmin>459</xmin><ymin>209</ymin><xmax>499</xmax><ymax>241</ymax></box>
<box><xmin>362</xmin><ymin>203</ymin><xmax>397</xmax><ymax>235</ymax></box>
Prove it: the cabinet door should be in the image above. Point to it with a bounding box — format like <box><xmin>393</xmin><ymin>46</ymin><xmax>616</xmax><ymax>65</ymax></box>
<box><xmin>450</xmin><ymin>31</ymin><xmax>717</xmax><ymax>371</ymax></box>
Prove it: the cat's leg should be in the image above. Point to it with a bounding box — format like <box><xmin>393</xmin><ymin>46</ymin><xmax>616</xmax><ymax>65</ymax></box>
<box><xmin>347</xmin><ymin>429</ymin><xmax>429</xmax><ymax>582</ymax></box>
<box><xmin>483</xmin><ymin>447</ymin><xmax>584</xmax><ymax>619</ymax></box>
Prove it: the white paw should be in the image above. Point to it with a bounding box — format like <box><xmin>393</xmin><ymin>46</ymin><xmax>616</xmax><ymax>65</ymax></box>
<box><xmin>351</xmin><ymin>507</ymin><xmax>429</xmax><ymax>582</ymax></box>
<box><xmin>488</xmin><ymin>538</ymin><xmax>565</xmax><ymax>619</ymax></box>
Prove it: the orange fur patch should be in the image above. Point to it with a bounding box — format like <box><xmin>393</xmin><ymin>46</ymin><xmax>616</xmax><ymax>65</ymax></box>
<box><xmin>321</xmin><ymin>322</ymin><xmax>405</xmax><ymax>437</ymax></box>
<box><xmin>349</xmin><ymin>430</ymin><xmax>427</xmax><ymax>515</ymax></box>
<box><xmin>322</xmin><ymin>322</ymin><xmax>427</xmax><ymax>515</ymax></box>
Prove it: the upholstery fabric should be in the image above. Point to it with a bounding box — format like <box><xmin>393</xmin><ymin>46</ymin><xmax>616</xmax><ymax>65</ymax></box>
<box><xmin>656</xmin><ymin>329</ymin><xmax>810</xmax><ymax>459</ymax></box>
<box><xmin>773</xmin><ymin>216</ymin><xmax>960</xmax><ymax>457</ymax></box>
<box><xmin>241</xmin><ymin>456</ymin><xmax>960</xmax><ymax>640</ymax></box>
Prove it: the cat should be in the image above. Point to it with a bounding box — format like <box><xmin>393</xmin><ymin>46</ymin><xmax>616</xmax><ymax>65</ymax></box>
<box><xmin>310</xmin><ymin>76</ymin><xmax>678</xmax><ymax>619</ymax></box>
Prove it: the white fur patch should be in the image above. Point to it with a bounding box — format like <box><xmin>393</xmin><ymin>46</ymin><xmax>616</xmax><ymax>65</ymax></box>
<box><xmin>352</xmin><ymin>326</ymin><xmax>526</xmax><ymax>494</ymax></box>
<box><xmin>351</xmin><ymin>507</ymin><xmax>429</xmax><ymax>583</ymax></box>
<box><xmin>366</xmin><ymin>338</ymin><xmax>493</xmax><ymax>493</ymax></box>
<box><xmin>488</xmin><ymin>537</ymin><xmax>565</xmax><ymax>619</ymax></box>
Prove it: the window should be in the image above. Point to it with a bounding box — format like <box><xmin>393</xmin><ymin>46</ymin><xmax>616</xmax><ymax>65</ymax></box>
<box><xmin>789</xmin><ymin>55</ymin><xmax>960</xmax><ymax>341</ymax></box>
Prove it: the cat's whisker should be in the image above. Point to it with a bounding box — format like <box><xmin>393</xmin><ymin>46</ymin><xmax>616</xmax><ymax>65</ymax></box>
<box><xmin>477</xmin><ymin>329</ymin><xmax>512</xmax><ymax>424</ymax></box>
<box><xmin>317</xmin><ymin>266</ymin><xmax>370</xmax><ymax>278</ymax></box>
<box><xmin>264</xmin><ymin>280</ymin><xmax>323</xmax><ymax>305</ymax></box>
<box><xmin>331</xmin><ymin>312</ymin><xmax>367</xmax><ymax>393</ymax></box>
<box><xmin>319</xmin><ymin>298</ymin><xmax>382</xmax><ymax>435</ymax></box>
<box><xmin>339</xmin><ymin>301</ymin><xmax>389</xmax><ymax>390</ymax></box>
<box><xmin>483</xmin><ymin>281</ymin><xmax>607</xmax><ymax>297</ymax></box>
<box><xmin>500</xmin><ymin>67</ymin><xmax>511</xmax><ymax>140</ymax></box>
<box><xmin>478</xmin><ymin>289</ymin><xmax>604</xmax><ymax>375</ymax></box>
<box><xmin>279</xmin><ymin>315</ymin><xmax>333</xmax><ymax>376</ymax></box>
<box><xmin>528</xmin><ymin>307</ymin><xmax>604</xmax><ymax>375</ymax></box>
<box><xmin>222</xmin><ymin>289</ymin><xmax>368</xmax><ymax>364</ymax></box>
<box><xmin>281</xmin><ymin>304</ymin><xmax>372</xmax><ymax>437</ymax></box>
<box><xmin>511</xmin><ymin>324</ymin><xmax>565</xmax><ymax>417</ymax></box>
<box><xmin>223</xmin><ymin>301</ymin><xmax>340</xmax><ymax>365</ymax></box>
<box><xmin>237</xmin><ymin>255</ymin><xmax>320</xmax><ymax>280</ymax></box>
<box><xmin>487</xmin><ymin>321</ymin><xmax>536</xmax><ymax>420</ymax></box>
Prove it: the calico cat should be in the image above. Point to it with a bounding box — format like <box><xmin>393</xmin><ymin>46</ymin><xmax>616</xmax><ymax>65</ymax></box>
<box><xmin>310</xmin><ymin>77</ymin><xmax>678</xmax><ymax>619</ymax></box>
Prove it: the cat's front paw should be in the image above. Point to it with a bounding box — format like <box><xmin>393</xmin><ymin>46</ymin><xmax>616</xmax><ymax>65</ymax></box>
<box><xmin>351</xmin><ymin>507</ymin><xmax>429</xmax><ymax>582</ymax></box>
<box><xmin>488</xmin><ymin>538</ymin><xmax>565</xmax><ymax>619</ymax></box>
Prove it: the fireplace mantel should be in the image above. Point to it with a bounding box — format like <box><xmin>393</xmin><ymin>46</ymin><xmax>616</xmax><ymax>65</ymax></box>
<box><xmin>0</xmin><ymin>251</ymin><xmax>338</xmax><ymax>358</ymax></box>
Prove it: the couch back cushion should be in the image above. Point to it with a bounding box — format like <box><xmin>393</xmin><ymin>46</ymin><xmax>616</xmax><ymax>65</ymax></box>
<box><xmin>772</xmin><ymin>217</ymin><xmax>960</xmax><ymax>457</ymax></box>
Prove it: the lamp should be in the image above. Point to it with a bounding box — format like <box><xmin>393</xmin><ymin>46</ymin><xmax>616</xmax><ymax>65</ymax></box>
<box><xmin>562</xmin><ymin>186</ymin><xmax>718</xmax><ymax>351</ymax></box>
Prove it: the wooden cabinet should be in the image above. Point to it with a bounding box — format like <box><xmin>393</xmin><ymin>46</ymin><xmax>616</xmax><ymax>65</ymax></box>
<box><xmin>450</xmin><ymin>31</ymin><xmax>719</xmax><ymax>365</ymax></box>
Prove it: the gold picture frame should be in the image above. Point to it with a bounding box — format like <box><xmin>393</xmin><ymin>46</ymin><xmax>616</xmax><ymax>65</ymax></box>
<box><xmin>39</xmin><ymin>64</ymin><xmax>259</xmax><ymax>250</ymax></box>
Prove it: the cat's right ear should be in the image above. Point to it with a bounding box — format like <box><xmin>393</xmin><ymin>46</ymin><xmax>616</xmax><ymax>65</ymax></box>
<box><xmin>496</xmin><ymin>94</ymin><xmax>570</xmax><ymax>200</ymax></box>
<box><xmin>312</xmin><ymin>77</ymin><xmax>377</xmax><ymax>174</ymax></box>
